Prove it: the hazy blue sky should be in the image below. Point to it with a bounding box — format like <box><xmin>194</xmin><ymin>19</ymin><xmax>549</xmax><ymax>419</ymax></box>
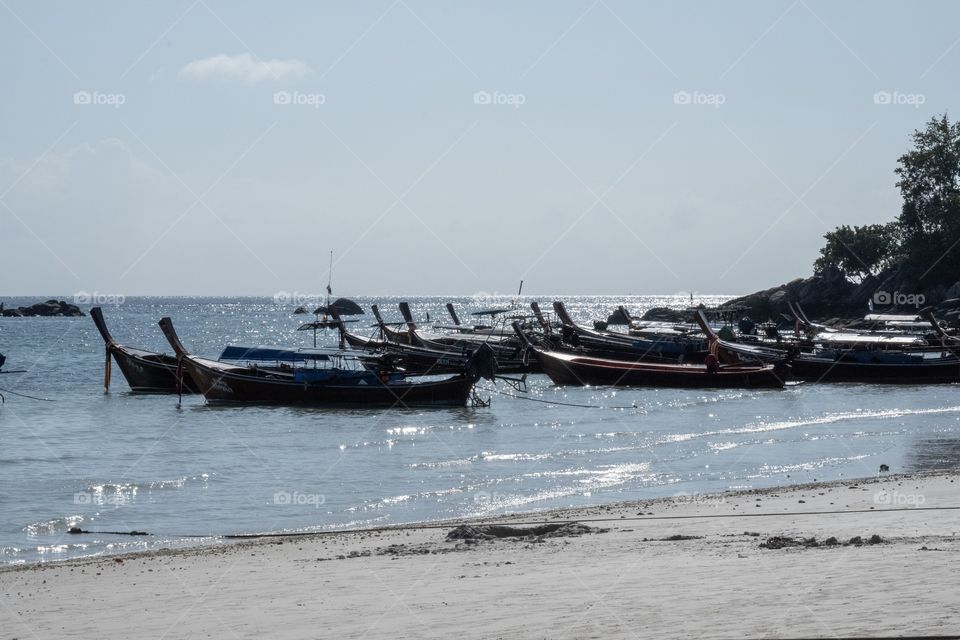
<box><xmin>1</xmin><ymin>1</ymin><xmax>957</xmax><ymax>297</ymax></box>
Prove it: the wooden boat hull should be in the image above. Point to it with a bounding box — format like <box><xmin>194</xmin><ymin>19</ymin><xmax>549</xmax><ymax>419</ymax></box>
<box><xmin>179</xmin><ymin>355</ymin><xmax>476</xmax><ymax>406</ymax></box>
<box><xmin>91</xmin><ymin>306</ymin><xmax>198</xmax><ymax>393</ymax></box>
<box><xmin>110</xmin><ymin>346</ymin><xmax>200</xmax><ymax>393</ymax></box>
<box><xmin>533</xmin><ymin>349</ymin><xmax>785</xmax><ymax>389</ymax></box>
<box><xmin>789</xmin><ymin>357</ymin><xmax>960</xmax><ymax>384</ymax></box>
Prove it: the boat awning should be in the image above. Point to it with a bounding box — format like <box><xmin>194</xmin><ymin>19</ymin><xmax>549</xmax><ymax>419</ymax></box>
<box><xmin>864</xmin><ymin>313</ymin><xmax>922</xmax><ymax>322</ymax></box>
<box><xmin>219</xmin><ymin>345</ymin><xmax>335</xmax><ymax>362</ymax></box>
<box><xmin>312</xmin><ymin>298</ymin><xmax>365</xmax><ymax>316</ymax></box>
<box><xmin>471</xmin><ymin>308</ymin><xmax>510</xmax><ymax>316</ymax></box>
<box><xmin>297</xmin><ymin>319</ymin><xmax>358</xmax><ymax>331</ymax></box>
<box><xmin>816</xmin><ymin>333</ymin><xmax>925</xmax><ymax>346</ymax></box>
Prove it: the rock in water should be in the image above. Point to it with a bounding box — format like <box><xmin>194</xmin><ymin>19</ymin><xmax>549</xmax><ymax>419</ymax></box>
<box><xmin>2</xmin><ymin>299</ymin><xmax>85</xmax><ymax>317</ymax></box>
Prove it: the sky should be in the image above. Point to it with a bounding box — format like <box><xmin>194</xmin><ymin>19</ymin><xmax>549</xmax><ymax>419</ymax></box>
<box><xmin>1</xmin><ymin>1</ymin><xmax>957</xmax><ymax>298</ymax></box>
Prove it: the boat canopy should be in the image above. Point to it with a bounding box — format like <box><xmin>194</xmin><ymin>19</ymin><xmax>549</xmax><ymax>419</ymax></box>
<box><xmin>863</xmin><ymin>313</ymin><xmax>922</xmax><ymax>322</ymax></box>
<box><xmin>219</xmin><ymin>345</ymin><xmax>339</xmax><ymax>362</ymax></box>
<box><xmin>815</xmin><ymin>333</ymin><xmax>925</xmax><ymax>346</ymax></box>
<box><xmin>297</xmin><ymin>319</ymin><xmax>358</xmax><ymax>331</ymax></box>
<box><xmin>312</xmin><ymin>297</ymin><xmax>364</xmax><ymax>316</ymax></box>
<box><xmin>471</xmin><ymin>308</ymin><xmax>510</xmax><ymax>316</ymax></box>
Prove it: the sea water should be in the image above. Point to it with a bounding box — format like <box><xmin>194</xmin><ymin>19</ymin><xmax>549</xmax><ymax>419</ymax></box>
<box><xmin>1</xmin><ymin>295</ymin><xmax>958</xmax><ymax>565</ymax></box>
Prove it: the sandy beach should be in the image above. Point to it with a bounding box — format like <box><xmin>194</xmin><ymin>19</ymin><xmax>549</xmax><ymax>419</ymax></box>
<box><xmin>2</xmin><ymin>471</ymin><xmax>958</xmax><ymax>639</ymax></box>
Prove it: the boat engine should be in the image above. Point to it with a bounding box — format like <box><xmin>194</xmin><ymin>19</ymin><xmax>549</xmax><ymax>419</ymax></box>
<box><xmin>466</xmin><ymin>343</ymin><xmax>498</xmax><ymax>382</ymax></box>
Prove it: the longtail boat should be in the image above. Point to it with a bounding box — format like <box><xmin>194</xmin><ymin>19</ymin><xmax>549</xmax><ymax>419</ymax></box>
<box><xmin>551</xmin><ymin>301</ymin><xmax>708</xmax><ymax>363</ymax></box>
<box><xmin>158</xmin><ymin>317</ymin><xmax>486</xmax><ymax>407</ymax></box>
<box><xmin>785</xmin><ymin>353</ymin><xmax>960</xmax><ymax>383</ymax></box>
<box><xmin>91</xmin><ymin>307</ymin><xmax>198</xmax><ymax>393</ymax></box>
<box><xmin>513</xmin><ymin>322</ymin><xmax>784</xmax><ymax>389</ymax></box>
<box><xmin>392</xmin><ymin>303</ymin><xmax>534</xmax><ymax>373</ymax></box>
<box><xmin>327</xmin><ymin>308</ymin><xmax>479</xmax><ymax>376</ymax></box>
<box><xmin>701</xmin><ymin>309</ymin><xmax>960</xmax><ymax>384</ymax></box>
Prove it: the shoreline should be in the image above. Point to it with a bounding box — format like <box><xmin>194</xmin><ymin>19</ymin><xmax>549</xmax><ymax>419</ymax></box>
<box><xmin>3</xmin><ymin>469</ymin><xmax>957</xmax><ymax>638</ymax></box>
<box><xmin>2</xmin><ymin>469</ymin><xmax>952</xmax><ymax>574</ymax></box>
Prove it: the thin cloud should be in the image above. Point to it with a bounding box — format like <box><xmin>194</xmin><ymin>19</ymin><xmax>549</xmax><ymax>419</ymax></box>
<box><xmin>178</xmin><ymin>52</ymin><xmax>310</xmax><ymax>84</ymax></box>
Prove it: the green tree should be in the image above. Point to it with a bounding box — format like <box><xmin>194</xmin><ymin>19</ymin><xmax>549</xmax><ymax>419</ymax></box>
<box><xmin>814</xmin><ymin>223</ymin><xmax>894</xmax><ymax>281</ymax></box>
<box><xmin>894</xmin><ymin>114</ymin><xmax>960</xmax><ymax>281</ymax></box>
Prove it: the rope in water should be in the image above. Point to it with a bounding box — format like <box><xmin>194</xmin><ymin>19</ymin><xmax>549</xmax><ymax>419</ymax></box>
<box><xmin>0</xmin><ymin>386</ymin><xmax>55</xmax><ymax>402</ymax></box>
<box><xmin>490</xmin><ymin>387</ymin><xmax>637</xmax><ymax>409</ymax></box>
<box><xmin>65</xmin><ymin>503</ymin><xmax>960</xmax><ymax>540</ymax></box>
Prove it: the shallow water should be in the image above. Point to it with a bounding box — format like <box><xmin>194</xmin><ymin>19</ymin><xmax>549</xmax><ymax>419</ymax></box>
<box><xmin>1</xmin><ymin>295</ymin><xmax>958</xmax><ymax>565</ymax></box>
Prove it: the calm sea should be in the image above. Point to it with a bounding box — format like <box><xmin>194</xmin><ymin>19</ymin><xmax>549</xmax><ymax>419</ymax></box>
<box><xmin>1</xmin><ymin>295</ymin><xmax>958</xmax><ymax>565</ymax></box>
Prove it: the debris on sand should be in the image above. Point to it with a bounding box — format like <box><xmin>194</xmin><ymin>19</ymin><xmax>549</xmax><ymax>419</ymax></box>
<box><xmin>659</xmin><ymin>534</ymin><xmax>703</xmax><ymax>541</ymax></box>
<box><xmin>761</xmin><ymin>534</ymin><xmax>884</xmax><ymax>549</ymax></box>
<box><xmin>759</xmin><ymin>536</ymin><xmax>819</xmax><ymax>549</ymax></box>
<box><xmin>446</xmin><ymin>522</ymin><xmax>608</xmax><ymax>542</ymax></box>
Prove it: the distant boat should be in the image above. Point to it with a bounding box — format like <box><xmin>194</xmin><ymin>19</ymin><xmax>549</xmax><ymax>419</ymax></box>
<box><xmin>158</xmin><ymin>316</ymin><xmax>487</xmax><ymax>407</ymax></box>
<box><xmin>699</xmin><ymin>309</ymin><xmax>960</xmax><ymax>384</ymax></box>
<box><xmin>90</xmin><ymin>307</ymin><xmax>199</xmax><ymax>393</ymax></box>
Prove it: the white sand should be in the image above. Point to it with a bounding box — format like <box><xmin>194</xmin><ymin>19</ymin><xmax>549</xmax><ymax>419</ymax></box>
<box><xmin>2</xmin><ymin>472</ymin><xmax>959</xmax><ymax>639</ymax></box>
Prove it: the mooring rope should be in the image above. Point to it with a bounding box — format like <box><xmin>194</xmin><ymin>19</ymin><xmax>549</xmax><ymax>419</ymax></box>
<box><xmin>0</xmin><ymin>386</ymin><xmax>55</xmax><ymax>402</ymax></box>
<box><xmin>63</xmin><ymin>503</ymin><xmax>960</xmax><ymax>541</ymax></box>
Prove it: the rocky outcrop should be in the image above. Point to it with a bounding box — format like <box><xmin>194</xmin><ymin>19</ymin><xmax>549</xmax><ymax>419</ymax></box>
<box><xmin>719</xmin><ymin>268</ymin><xmax>859</xmax><ymax>322</ymax></box>
<box><xmin>640</xmin><ymin>307</ymin><xmax>690</xmax><ymax>323</ymax></box>
<box><xmin>718</xmin><ymin>266</ymin><xmax>960</xmax><ymax>323</ymax></box>
<box><xmin>604</xmin><ymin>307</ymin><xmax>631</xmax><ymax>325</ymax></box>
<box><xmin>1</xmin><ymin>299</ymin><xmax>85</xmax><ymax>317</ymax></box>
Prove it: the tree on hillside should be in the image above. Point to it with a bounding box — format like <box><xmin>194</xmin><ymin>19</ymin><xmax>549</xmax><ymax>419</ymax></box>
<box><xmin>894</xmin><ymin>114</ymin><xmax>960</xmax><ymax>282</ymax></box>
<box><xmin>814</xmin><ymin>114</ymin><xmax>960</xmax><ymax>286</ymax></box>
<box><xmin>814</xmin><ymin>223</ymin><xmax>894</xmax><ymax>282</ymax></box>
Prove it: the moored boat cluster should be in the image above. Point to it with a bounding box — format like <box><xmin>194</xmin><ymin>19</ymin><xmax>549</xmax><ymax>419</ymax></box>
<box><xmin>91</xmin><ymin>299</ymin><xmax>960</xmax><ymax>407</ymax></box>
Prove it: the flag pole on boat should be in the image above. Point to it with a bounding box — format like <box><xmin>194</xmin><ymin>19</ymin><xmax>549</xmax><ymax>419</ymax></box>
<box><xmin>313</xmin><ymin>250</ymin><xmax>334</xmax><ymax>348</ymax></box>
